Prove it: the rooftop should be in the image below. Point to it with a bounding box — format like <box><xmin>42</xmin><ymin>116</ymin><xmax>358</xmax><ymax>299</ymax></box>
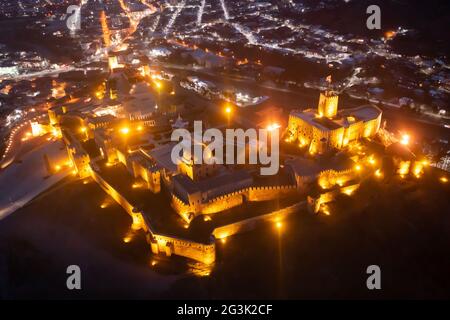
<box><xmin>173</xmin><ymin>170</ymin><xmax>253</xmax><ymax>201</ymax></box>
<box><xmin>290</xmin><ymin>104</ymin><xmax>382</xmax><ymax>132</ymax></box>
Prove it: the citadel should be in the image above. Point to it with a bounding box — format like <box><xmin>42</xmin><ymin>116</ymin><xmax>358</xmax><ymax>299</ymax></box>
<box><xmin>25</xmin><ymin>55</ymin><xmax>430</xmax><ymax>268</ymax></box>
<box><xmin>170</xmin><ymin>120</ymin><xmax>280</xmax><ymax>175</ymax></box>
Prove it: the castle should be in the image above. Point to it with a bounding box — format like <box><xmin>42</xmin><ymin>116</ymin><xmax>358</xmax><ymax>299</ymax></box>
<box><xmin>43</xmin><ymin>82</ymin><xmax>399</xmax><ymax>266</ymax></box>
<box><xmin>287</xmin><ymin>91</ymin><xmax>382</xmax><ymax>154</ymax></box>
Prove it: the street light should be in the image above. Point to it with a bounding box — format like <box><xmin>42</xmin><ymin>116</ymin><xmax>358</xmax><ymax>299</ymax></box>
<box><xmin>400</xmin><ymin>134</ymin><xmax>410</xmax><ymax>146</ymax></box>
<box><xmin>224</xmin><ymin>104</ymin><xmax>232</xmax><ymax>126</ymax></box>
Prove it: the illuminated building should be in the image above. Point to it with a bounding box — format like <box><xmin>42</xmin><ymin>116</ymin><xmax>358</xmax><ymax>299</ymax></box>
<box><xmin>286</xmin><ymin>154</ymin><xmax>356</xmax><ymax>192</ymax></box>
<box><xmin>62</xmin><ymin>130</ymin><xmax>91</xmax><ymax>179</ymax></box>
<box><xmin>176</xmin><ymin>146</ymin><xmax>218</xmax><ymax>182</ymax></box>
<box><xmin>287</xmin><ymin>91</ymin><xmax>382</xmax><ymax>154</ymax></box>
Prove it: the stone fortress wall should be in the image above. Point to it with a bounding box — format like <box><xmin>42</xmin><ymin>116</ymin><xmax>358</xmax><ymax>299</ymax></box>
<box><xmin>90</xmin><ymin>166</ymin><xmax>216</xmax><ymax>265</ymax></box>
<box><xmin>90</xmin><ymin>165</ymin><xmax>305</xmax><ymax>265</ymax></box>
<box><xmin>171</xmin><ymin>183</ymin><xmax>298</xmax><ymax>222</ymax></box>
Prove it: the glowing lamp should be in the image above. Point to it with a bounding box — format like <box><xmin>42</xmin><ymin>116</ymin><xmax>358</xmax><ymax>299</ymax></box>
<box><xmin>375</xmin><ymin>169</ymin><xmax>383</xmax><ymax>178</ymax></box>
<box><xmin>400</xmin><ymin>134</ymin><xmax>410</xmax><ymax>146</ymax></box>
<box><xmin>120</xmin><ymin>127</ymin><xmax>130</xmax><ymax>135</ymax></box>
<box><xmin>123</xmin><ymin>236</ymin><xmax>131</xmax><ymax>243</ymax></box>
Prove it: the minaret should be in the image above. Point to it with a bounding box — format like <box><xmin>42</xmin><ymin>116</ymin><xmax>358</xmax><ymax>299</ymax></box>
<box><xmin>317</xmin><ymin>75</ymin><xmax>339</xmax><ymax>118</ymax></box>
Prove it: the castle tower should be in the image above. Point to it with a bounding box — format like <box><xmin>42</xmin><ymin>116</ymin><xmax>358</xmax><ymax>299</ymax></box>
<box><xmin>318</xmin><ymin>91</ymin><xmax>339</xmax><ymax>119</ymax></box>
<box><xmin>177</xmin><ymin>144</ymin><xmax>217</xmax><ymax>181</ymax></box>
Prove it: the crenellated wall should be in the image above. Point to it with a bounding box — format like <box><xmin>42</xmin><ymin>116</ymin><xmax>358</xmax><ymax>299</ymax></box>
<box><xmin>88</xmin><ymin>164</ymin><xmax>313</xmax><ymax>265</ymax></box>
<box><xmin>307</xmin><ymin>182</ymin><xmax>361</xmax><ymax>213</ymax></box>
<box><xmin>212</xmin><ymin>201</ymin><xmax>305</xmax><ymax>240</ymax></box>
<box><xmin>201</xmin><ymin>192</ymin><xmax>243</xmax><ymax>215</ymax></box>
<box><xmin>147</xmin><ymin>233</ymin><xmax>215</xmax><ymax>265</ymax></box>
<box><xmin>171</xmin><ymin>184</ymin><xmax>297</xmax><ymax>221</ymax></box>
<box><xmin>317</xmin><ymin>169</ymin><xmax>355</xmax><ymax>190</ymax></box>
<box><xmin>247</xmin><ymin>185</ymin><xmax>296</xmax><ymax>201</ymax></box>
<box><xmin>91</xmin><ymin>166</ymin><xmax>215</xmax><ymax>264</ymax></box>
<box><xmin>171</xmin><ymin>194</ymin><xmax>193</xmax><ymax>222</ymax></box>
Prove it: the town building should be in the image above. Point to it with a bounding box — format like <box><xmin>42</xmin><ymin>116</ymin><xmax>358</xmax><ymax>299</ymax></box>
<box><xmin>287</xmin><ymin>91</ymin><xmax>382</xmax><ymax>154</ymax></box>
